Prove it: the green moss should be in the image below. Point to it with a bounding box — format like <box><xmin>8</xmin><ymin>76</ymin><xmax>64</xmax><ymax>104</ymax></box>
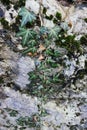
<box><xmin>76</xmin><ymin>69</ymin><xmax>86</xmax><ymax>79</ymax></box>
<box><xmin>0</xmin><ymin>0</ymin><xmax>11</xmax><ymax>5</ymax></box>
<box><xmin>84</xmin><ymin>18</ymin><xmax>87</xmax><ymax>23</ymax></box>
<box><xmin>0</xmin><ymin>18</ymin><xmax>9</xmax><ymax>29</ymax></box>
<box><xmin>14</xmin><ymin>0</ymin><xmax>26</xmax><ymax>10</ymax></box>
<box><xmin>0</xmin><ymin>0</ymin><xmax>25</xmax><ymax>10</ymax></box>
<box><xmin>10</xmin><ymin>16</ymin><xmax>21</xmax><ymax>32</ymax></box>
<box><xmin>55</xmin><ymin>12</ymin><xmax>62</xmax><ymax>20</ymax></box>
<box><xmin>0</xmin><ymin>77</ymin><xmax>4</xmax><ymax>84</ymax></box>
<box><xmin>56</xmin><ymin>34</ymin><xmax>82</xmax><ymax>55</ymax></box>
<box><xmin>43</xmin><ymin>7</ymin><xmax>47</xmax><ymax>14</ymax></box>
<box><xmin>85</xmin><ymin>60</ymin><xmax>87</xmax><ymax>72</ymax></box>
<box><xmin>19</xmin><ymin>127</ymin><xmax>27</xmax><ymax>130</ymax></box>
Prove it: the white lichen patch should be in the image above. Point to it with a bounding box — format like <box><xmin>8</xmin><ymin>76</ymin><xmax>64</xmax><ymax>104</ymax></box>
<box><xmin>5</xmin><ymin>4</ymin><xmax>18</xmax><ymax>25</ymax></box>
<box><xmin>1</xmin><ymin>87</ymin><xmax>39</xmax><ymax>116</ymax></box>
<box><xmin>25</xmin><ymin>0</ymin><xmax>40</xmax><ymax>15</ymax></box>
<box><xmin>65</xmin><ymin>5</ymin><xmax>87</xmax><ymax>35</ymax></box>
<box><xmin>14</xmin><ymin>56</ymin><xmax>35</xmax><ymax>89</ymax></box>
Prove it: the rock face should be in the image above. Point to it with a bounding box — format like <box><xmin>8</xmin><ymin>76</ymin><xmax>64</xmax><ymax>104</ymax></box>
<box><xmin>65</xmin><ymin>4</ymin><xmax>87</xmax><ymax>35</ymax></box>
<box><xmin>25</xmin><ymin>0</ymin><xmax>67</xmax><ymax>27</ymax></box>
<box><xmin>41</xmin><ymin>75</ymin><xmax>87</xmax><ymax>130</ymax></box>
<box><xmin>64</xmin><ymin>54</ymin><xmax>87</xmax><ymax>77</ymax></box>
<box><xmin>0</xmin><ymin>0</ymin><xmax>87</xmax><ymax>130</ymax></box>
<box><xmin>1</xmin><ymin>87</ymin><xmax>39</xmax><ymax>116</ymax></box>
<box><xmin>25</xmin><ymin>0</ymin><xmax>87</xmax><ymax>34</ymax></box>
<box><xmin>25</xmin><ymin>0</ymin><xmax>40</xmax><ymax>15</ymax></box>
<box><xmin>0</xmin><ymin>87</ymin><xmax>39</xmax><ymax>130</ymax></box>
<box><xmin>0</xmin><ymin>8</ymin><xmax>4</xmax><ymax>18</ymax></box>
<box><xmin>0</xmin><ymin>30</ymin><xmax>35</xmax><ymax>90</ymax></box>
<box><xmin>14</xmin><ymin>56</ymin><xmax>35</xmax><ymax>89</ymax></box>
<box><xmin>5</xmin><ymin>4</ymin><xmax>18</xmax><ymax>25</ymax></box>
<box><xmin>0</xmin><ymin>44</ymin><xmax>35</xmax><ymax>89</ymax></box>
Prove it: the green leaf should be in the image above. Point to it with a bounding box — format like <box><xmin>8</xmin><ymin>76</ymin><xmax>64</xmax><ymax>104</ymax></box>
<box><xmin>48</xmin><ymin>26</ymin><xmax>61</xmax><ymax>39</ymax></box>
<box><xmin>40</xmin><ymin>26</ymin><xmax>48</xmax><ymax>35</ymax></box>
<box><xmin>52</xmin><ymin>75</ymin><xmax>59</xmax><ymax>83</ymax></box>
<box><xmin>17</xmin><ymin>27</ymin><xmax>37</xmax><ymax>46</ymax></box>
<box><xmin>29</xmin><ymin>73</ymin><xmax>38</xmax><ymax>80</ymax></box>
<box><xmin>46</xmin><ymin>57</ymin><xmax>58</xmax><ymax>68</ymax></box>
<box><xmin>19</xmin><ymin>7</ymin><xmax>36</xmax><ymax>26</ymax></box>
<box><xmin>55</xmin><ymin>12</ymin><xmax>62</xmax><ymax>20</ymax></box>
<box><xmin>27</xmin><ymin>40</ymin><xmax>36</xmax><ymax>47</ymax></box>
<box><xmin>22</xmin><ymin>47</ymin><xmax>37</xmax><ymax>54</ymax></box>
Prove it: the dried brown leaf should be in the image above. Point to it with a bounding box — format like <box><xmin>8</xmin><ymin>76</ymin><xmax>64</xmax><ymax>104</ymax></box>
<box><xmin>38</xmin><ymin>44</ymin><xmax>46</xmax><ymax>52</ymax></box>
<box><xmin>38</xmin><ymin>54</ymin><xmax>44</xmax><ymax>60</ymax></box>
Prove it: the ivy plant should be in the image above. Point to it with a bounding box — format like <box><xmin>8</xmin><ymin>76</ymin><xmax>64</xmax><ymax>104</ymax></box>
<box><xmin>17</xmin><ymin>7</ymin><xmax>82</xmax><ymax>98</ymax></box>
<box><xmin>19</xmin><ymin>7</ymin><xmax>36</xmax><ymax>27</ymax></box>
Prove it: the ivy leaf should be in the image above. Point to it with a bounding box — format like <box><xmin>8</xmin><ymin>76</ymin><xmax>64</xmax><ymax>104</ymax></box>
<box><xmin>48</xmin><ymin>26</ymin><xmax>61</xmax><ymax>39</ymax></box>
<box><xmin>17</xmin><ymin>27</ymin><xmax>37</xmax><ymax>46</ymax></box>
<box><xmin>27</xmin><ymin>40</ymin><xmax>36</xmax><ymax>46</ymax></box>
<box><xmin>40</xmin><ymin>26</ymin><xmax>48</xmax><ymax>35</ymax></box>
<box><xmin>19</xmin><ymin>7</ymin><xmax>36</xmax><ymax>26</ymax></box>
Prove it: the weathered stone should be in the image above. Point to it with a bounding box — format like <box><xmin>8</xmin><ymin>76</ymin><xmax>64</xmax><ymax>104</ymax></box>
<box><xmin>5</xmin><ymin>4</ymin><xmax>18</xmax><ymax>25</ymax></box>
<box><xmin>1</xmin><ymin>87</ymin><xmax>39</xmax><ymax>116</ymax></box>
<box><xmin>25</xmin><ymin>0</ymin><xmax>40</xmax><ymax>14</ymax></box>
<box><xmin>0</xmin><ymin>44</ymin><xmax>35</xmax><ymax>89</ymax></box>
<box><xmin>0</xmin><ymin>1</ymin><xmax>87</xmax><ymax>130</ymax></box>
<box><xmin>65</xmin><ymin>4</ymin><xmax>87</xmax><ymax>35</ymax></box>
<box><xmin>14</xmin><ymin>56</ymin><xmax>35</xmax><ymax>89</ymax></box>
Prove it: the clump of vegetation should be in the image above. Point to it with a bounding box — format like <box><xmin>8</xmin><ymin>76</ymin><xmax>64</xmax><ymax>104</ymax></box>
<box><xmin>16</xmin><ymin>106</ymin><xmax>48</xmax><ymax>129</ymax></box>
<box><xmin>5</xmin><ymin>108</ymin><xmax>18</xmax><ymax>117</ymax></box>
<box><xmin>0</xmin><ymin>0</ymin><xmax>26</xmax><ymax>7</ymax></box>
<box><xmin>17</xmin><ymin>7</ymin><xmax>81</xmax><ymax>55</ymax></box>
<box><xmin>16</xmin><ymin>116</ymin><xmax>38</xmax><ymax>128</ymax></box>
<box><xmin>14</xmin><ymin>0</ymin><xmax>26</xmax><ymax>10</ymax></box>
<box><xmin>17</xmin><ymin>7</ymin><xmax>82</xmax><ymax>98</ymax></box>
<box><xmin>0</xmin><ymin>18</ymin><xmax>9</xmax><ymax>29</ymax></box>
<box><xmin>0</xmin><ymin>0</ymin><xmax>11</xmax><ymax>6</ymax></box>
<box><xmin>84</xmin><ymin>18</ymin><xmax>87</xmax><ymax>23</ymax></box>
<box><xmin>80</xmin><ymin>35</ymin><xmax>87</xmax><ymax>45</ymax></box>
<box><xmin>0</xmin><ymin>77</ymin><xmax>4</xmax><ymax>84</ymax></box>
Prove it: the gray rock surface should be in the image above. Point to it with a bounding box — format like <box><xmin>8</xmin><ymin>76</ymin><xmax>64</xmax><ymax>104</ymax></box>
<box><xmin>66</xmin><ymin>4</ymin><xmax>87</xmax><ymax>35</ymax></box>
<box><xmin>0</xmin><ymin>0</ymin><xmax>87</xmax><ymax>130</ymax></box>
<box><xmin>14</xmin><ymin>56</ymin><xmax>35</xmax><ymax>89</ymax></box>
<box><xmin>0</xmin><ymin>44</ymin><xmax>35</xmax><ymax>89</ymax></box>
<box><xmin>1</xmin><ymin>87</ymin><xmax>39</xmax><ymax>116</ymax></box>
